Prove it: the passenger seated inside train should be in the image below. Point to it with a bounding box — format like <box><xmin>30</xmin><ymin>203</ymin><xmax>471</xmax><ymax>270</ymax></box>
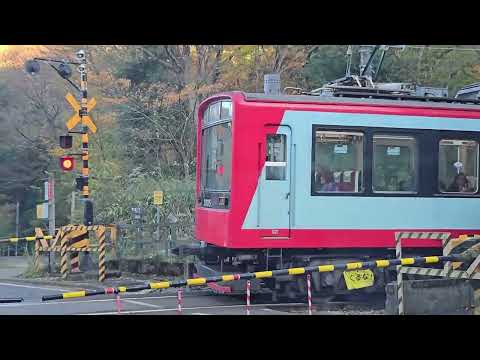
<box><xmin>374</xmin><ymin>166</ymin><xmax>415</xmax><ymax>192</ymax></box>
<box><xmin>447</xmin><ymin>172</ymin><xmax>473</xmax><ymax>192</ymax></box>
<box><xmin>320</xmin><ymin>170</ymin><xmax>337</xmax><ymax>192</ymax></box>
<box><xmin>315</xmin><ymin>168</ymin><xmax>338</xmax><ymax>192</ymax></box>
<box><xmin>315</xmin><ymin>167</ymin><xmax>362</xmax><ymax>192</ymax></box>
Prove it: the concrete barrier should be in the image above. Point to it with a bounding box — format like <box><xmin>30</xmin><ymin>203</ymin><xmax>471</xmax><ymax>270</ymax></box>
<box><xmin>385</xmin><ymin>279</ymin><xmax>475</xmax><ymax>315</ymax></box>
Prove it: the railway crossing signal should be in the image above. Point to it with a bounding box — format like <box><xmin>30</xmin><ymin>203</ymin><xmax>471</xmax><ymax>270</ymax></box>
<box><xmin>75</xmin><ymin>177</ymin><xmax>84</xmax><ymax>191</ymax></box>
<box><xmin>65</xmin><ymin>93</ymin><xmax>97</xmax><ymax>133</ymax></box>
<box><xmin>59</xmin><ymin>135</ymin><xmax>73</xmax><ymax>149</ymax></box>
<box><xmin>60</xmin><ymin>156</ymin><xmax>75</xmax><ymax>171</ymax></box>
<box><xmin>84</xmin><ymin>199</ymin><xmax>93</xmax><ymax>225</ymax></box>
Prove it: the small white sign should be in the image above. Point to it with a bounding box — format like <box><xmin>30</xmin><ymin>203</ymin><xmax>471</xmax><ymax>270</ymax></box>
<box><xmin>36</xmin><ymin>203</ymin><xmax>48</xmax><ymax>219</ymax></box>
<box><xmin>387</xmin><ymin>146</ymin><xmax>401</xmax><ymax>156</ymax></box>
<box><xmin>44</xmin><ymin>181</ymin><xmax>49</xmax><ymax>201</ymax></box>
<box><xmin>334</xmin><ymin>144</ymin><xmax>348</xmax><ymax>154</ymax></box>
<box><xmin>343</xmin><ymin>171</ymin><xmax>353</xmax><ymax>183</ymax></box>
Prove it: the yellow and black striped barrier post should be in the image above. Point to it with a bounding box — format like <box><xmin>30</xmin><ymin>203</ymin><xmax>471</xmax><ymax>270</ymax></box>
<box><xmin>60</xmin><ymin>230</ymin><xmax>68</xmax><ymax>279</ymax></box>
<box><xmin>34</xmin><ymin>237</ymin><xmax>40</xmax><ymax>273</ymax></box>
<box><xmin>97</xmin><ymin>227</ymin><xmax>106</xmax><ymax>282</ymax></box>
<box><xmin>65</xmin><ymin>228</ymin><xmax>88</xmax><ymax>273</ymax></box>
<box><xmin>42</xmin><ymin>254</ymin><xmax>466</xmax><ymax>302</ymax></box>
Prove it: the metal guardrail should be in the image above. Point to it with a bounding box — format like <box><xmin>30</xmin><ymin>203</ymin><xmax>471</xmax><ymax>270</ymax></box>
<box><xmin>41</xmin><ymin>254</ymin><xmax>464</xmax><ymax>301</ymax></box>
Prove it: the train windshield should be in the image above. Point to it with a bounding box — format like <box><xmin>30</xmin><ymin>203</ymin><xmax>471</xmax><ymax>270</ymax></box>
<box><xmin>201</xmin><ymin>100</ymin><xmax>232</xmax><ymax>191</ymax></box>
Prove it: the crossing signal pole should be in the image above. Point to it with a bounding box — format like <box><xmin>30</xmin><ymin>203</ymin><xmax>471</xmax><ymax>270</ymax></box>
<box><xmin>25</xmin><ymin>49</ymin><xmax>97</xmax><ymax>226</ymax></box>
<box><xmin>78</xmin><ymin>51</ymin><xmax>93</xmax><ymax>225</ymax></box>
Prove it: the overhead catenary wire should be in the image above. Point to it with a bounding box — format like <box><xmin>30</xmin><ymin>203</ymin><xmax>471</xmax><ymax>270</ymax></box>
<box><xmin>404</xmin><ymin>45</ymin><xmax>480</xmax><ymax>52</ymax></box>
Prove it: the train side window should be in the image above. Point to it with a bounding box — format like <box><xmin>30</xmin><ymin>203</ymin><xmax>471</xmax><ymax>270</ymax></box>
<box><xmin>266</xmin><ymin>134</ymin><xmax>286</xmax><ymax>180</ymax></box>
<box><xmin>313</xmin><ymin>131</ymin><xmax>364</xmax><ymax>193</ymax></box>
<box><xmin>438</xmin><ymin>139</ymin><xmax>478</xmax><ymax>194</ymax></box>
<box><xmin>373</xmin><ymin>135</ymin><xmax>417</xmax><ymax>193</ymax></box>
<box><xmin>220</xmin><ymin>101</ymin><xmax>232</xmax><ymax>120</ymax></box>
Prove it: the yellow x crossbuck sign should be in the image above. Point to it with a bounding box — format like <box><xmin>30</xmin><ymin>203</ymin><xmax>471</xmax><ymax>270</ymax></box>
<box><xmin>65</xmin><ymin>93</ymin><xmax>97</xmax><ymax>133</ymax></box>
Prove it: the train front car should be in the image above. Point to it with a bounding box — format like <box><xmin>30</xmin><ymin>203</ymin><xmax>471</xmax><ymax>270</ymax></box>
<box><xmin>194</xmin><ymin>90</ymin><xmax>480</xmax><ymax>299</ymax></box>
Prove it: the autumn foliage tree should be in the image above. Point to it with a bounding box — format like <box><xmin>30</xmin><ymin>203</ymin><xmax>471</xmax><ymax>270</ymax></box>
<box><xmin>2</xmin><ymin>44</ymin><xmax>480</xmax><ymax>236</ymax></box>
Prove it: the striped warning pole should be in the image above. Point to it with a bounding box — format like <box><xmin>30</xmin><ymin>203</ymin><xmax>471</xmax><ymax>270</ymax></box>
<box><xmin>177</xmin><ymin>289</ymin><xmax>183</xmax><ymax>314</ymax></box>
<box><xmin>307</xmin><ymin>273</ymin><xmax>312</xmax><ymax>315</ymax></box>
<box><xmin>97</xmin><ymin>227</ymin><xmax>106</xmax><ymax>282</ymax></box>
<box><xmin>70</xmin><ymin>252</ymin><xmax>80</xmax><ymax>273</ymax></box>
<box><xmin>395</xmin><ymin>232</ymin><xmax>404</xmax><ymax>315</ymax></box>
<box><xmin>65</xmin><ymin>228</ymin><xmax>89</xmax><ymax>273</ymax></box>
<box><xmin>33</xmin><ymin>237</ymin><xmax>40</xmax><ymax>273</ymax></box>
<box><xmin>115</xmin><ymin>293</ymin><xmax>122</xmax><ymax>314</ymax></box>
<box><xmin>60</xmin><ymin>230</ymin><xmax>68</xmax><ymax>279</ymax></box>
<box><xmin>246</xmin><ymin>280</ymin><xmax>251</xmax><ymax>315</ymax></box>
<box><xmin>443</xmin><ymin>233</ymin><xmax>455</xmax><ymax>277</ymax></box>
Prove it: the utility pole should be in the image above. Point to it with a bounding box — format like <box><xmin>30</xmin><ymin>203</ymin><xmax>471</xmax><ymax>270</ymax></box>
<box><xmin>15</xmin><ymin>201</ymin><xmax>19</xmax><ymax>256</ymax></box>
<box><xmin>153</xmin><ymin>191</ymin><xmax>163</xmax><ymax>257</ymax></box>
<box><xmin>156</xmin><ymin>206</ymin><xmax>160</xmax><ymax>256</ymax></box>
<box><xmin>48</xmin><ymin>173</ymin><xmax>55</xmax><ymax>272</ymax></box>
<box><xmin>70</xmin><ymin>191</ymin><xmax>76</xmax><ymax>223</ymax></box>
<box><xmin>15</xmin><ymin>201</ymin><xmax>19</xmax><ymax>238</ymax></box>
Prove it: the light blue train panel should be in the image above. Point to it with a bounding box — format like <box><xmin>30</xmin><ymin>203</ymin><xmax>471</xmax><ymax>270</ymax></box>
<box><xmin>257</xmin><ymin>125</ymin><xmax>292</xmax><ymax>237</ymax></box>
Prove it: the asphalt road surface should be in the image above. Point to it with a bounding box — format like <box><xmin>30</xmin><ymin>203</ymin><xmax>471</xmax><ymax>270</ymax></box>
<box><xmin>0</xmin><ymin>257</ymin><xmax>385</xmax><ymax>315</ymax></box>
<box><xmin>0</xmin><ymin>281</ymin><xmax>314</xmax><ymax>315</ymax></box>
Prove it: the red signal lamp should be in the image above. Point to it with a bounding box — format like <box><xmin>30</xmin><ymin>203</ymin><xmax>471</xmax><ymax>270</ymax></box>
<box><xmin>60</xmin><ymin>156</ymin><xmax>75</xmax><ymax>171</ymax></box>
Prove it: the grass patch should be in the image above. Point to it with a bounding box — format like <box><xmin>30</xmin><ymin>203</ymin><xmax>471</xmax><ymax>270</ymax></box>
<box><xmin>20</xmin><ymin>255</ymin><xmax>46</xmax><ymax>279</ymax></box>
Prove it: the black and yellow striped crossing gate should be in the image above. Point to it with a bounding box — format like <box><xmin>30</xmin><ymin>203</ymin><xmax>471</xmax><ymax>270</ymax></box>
<box><xmin>0</xmin><ymin>234</ymin><xmax>54</xmax><ymax>244</ymax></box>
<box><xmin>0</xmin><ymin>230</ymin><xmax>53</xmax><ymax>260</ymax></box>
<box><xmin>42</xmin><ymin>252</ymin><xmax>473</xmax><ymax>302</ymax></box>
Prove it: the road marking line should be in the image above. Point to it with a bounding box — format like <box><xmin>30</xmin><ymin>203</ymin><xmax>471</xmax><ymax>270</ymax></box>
<box><xmin>0</xmin><ymin>282</ymin><xmax>70</xmax><ymax>292</ymax></box>
<box><xmin>80</xmin><ymin>302</ymin><xmax>305</xmax><ymax>315</ymax></box>
<box><xmin>124</xmin><ymin>299</ymin><xmax>163</xmax><ymax>308</ymax></box>
<box><xmin>192</xmin><ymin>313</ymin><xmax>209</xmax><ymax>315</ymax></box>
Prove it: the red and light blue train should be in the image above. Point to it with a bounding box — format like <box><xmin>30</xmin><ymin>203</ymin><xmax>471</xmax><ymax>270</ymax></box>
<box><xmin>190</xmin><ymin>82</ymin><xmax>480</xmax><ymax>298</ymax></box>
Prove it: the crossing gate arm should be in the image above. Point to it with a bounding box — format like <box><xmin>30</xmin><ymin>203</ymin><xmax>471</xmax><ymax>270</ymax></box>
<box><xmin>0</xmin><ymin>235</ymin><xmax>53</xmax><ymax>244</ymax></box>
<box><xmin>41</xmin><ymin>254</ymin><xmax>464</xmax><ymax>302</ymax></box>
<box><xmin>0</xmin><ymin>297</ymin><xmax>24</xmax><ymax>303</ymax></box>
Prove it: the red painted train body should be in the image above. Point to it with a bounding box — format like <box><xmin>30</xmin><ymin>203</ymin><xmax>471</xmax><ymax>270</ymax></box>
<box><xmin>192</xmin><ymin>90</ymin><xmax>480</xmax><ymax>296</ymax></box>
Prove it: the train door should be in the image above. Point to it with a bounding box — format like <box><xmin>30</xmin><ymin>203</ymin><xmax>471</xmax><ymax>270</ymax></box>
<box><xmin>258</xmin><ymin>125</ymin><xmax>292</xmax><ymax>238</ymax></box>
